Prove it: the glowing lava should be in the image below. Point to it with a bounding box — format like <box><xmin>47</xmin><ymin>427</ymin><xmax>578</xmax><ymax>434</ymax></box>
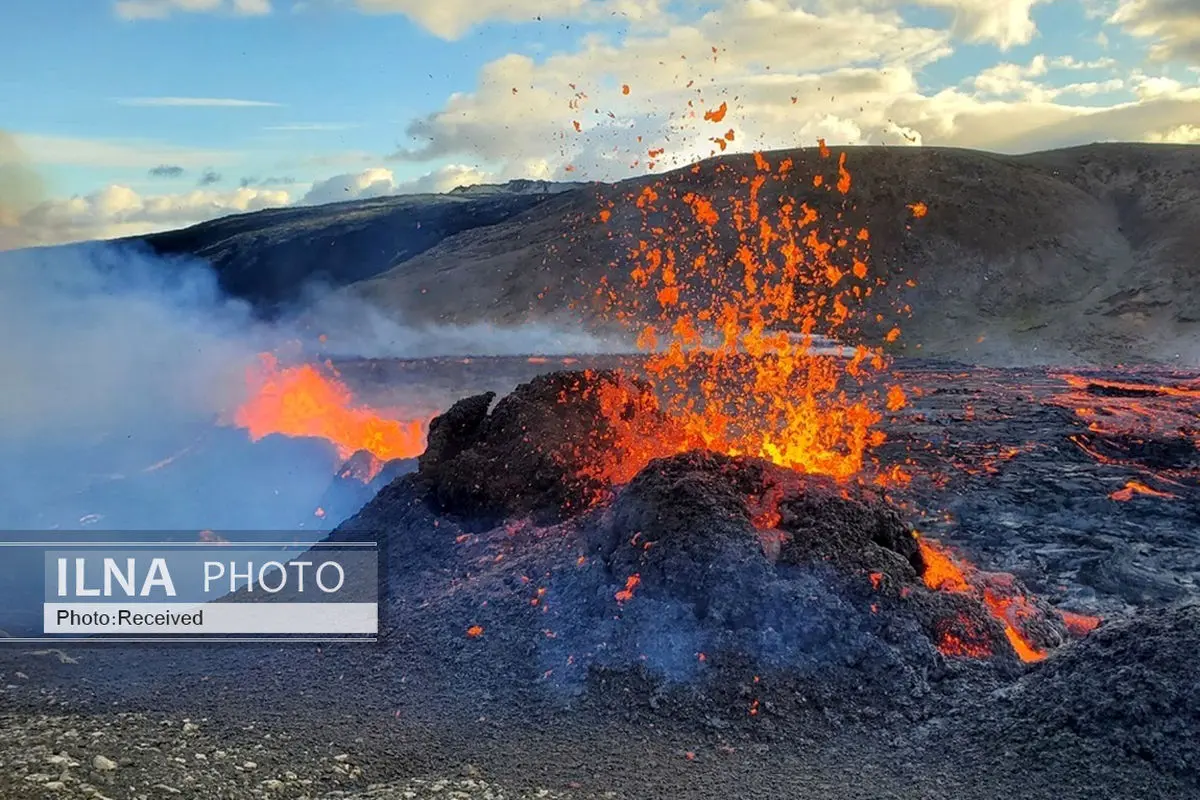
<box><xmin>1047</xmin><ymin>371</ymin><xmax>1200</xmax><ymax>498</ymax></box>
<box><xmin>915</xmin><ymin>537</ymin><xmax>1099</xmax><ymax>663</ymax></box>
<box><xmin>1109</xmin><ymin>480</ymin><xmax>1177</xmax><ymax>501</ymax></box>
<box><xmin>596</xmin><ymin>144</ymin><xmax>908</xmax><ymax>482</ymax></box>
<box><xmin>233</xmin><ymin>353</ymin><xmax>428</xmax><ymax>477</ymax></box>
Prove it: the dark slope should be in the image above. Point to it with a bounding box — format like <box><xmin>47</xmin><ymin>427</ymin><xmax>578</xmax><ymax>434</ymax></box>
<box><xmin>62</xmin><ymin>143</ymin><xmax>1200</xmax><ymax>363</ymax></box>
<box><xmin>128</xmin><ymin>180</ymin><xmax>583</xmax><ymax>310</ymax></box>
<box><xmin>339</xmin><ymin>143</ymin><xmax>1200</xmax><ymax>364</ymax></box>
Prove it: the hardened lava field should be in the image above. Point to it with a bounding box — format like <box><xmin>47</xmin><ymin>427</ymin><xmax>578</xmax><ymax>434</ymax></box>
<box><xmin>2</xmin><ymin>357</ymin><xmax>1198</xmax><ymax>800</ymax></box>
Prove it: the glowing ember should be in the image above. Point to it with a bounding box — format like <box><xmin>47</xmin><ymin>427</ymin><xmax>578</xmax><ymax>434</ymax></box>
<box><xmin>597</xmin><ymin>144</ymin><xmax>908</xmax><ymax>481</ymax></box>
<box><xmin>615</xmin><ymin>573</ymin><xmax>641</xmax><ymax>603</ymax></box>
<box><xmin>937</xmin><ymin>630</ymin><xmax>992</xmax><ymax>659</ymax></box>
<box><xmin>233</xmin><ymin>353</ymin><xmax>428</xmax><ymax>476</ymax></box>
<box><xmin>1060</xmin><ymin>610</ymin><xmax>1101</xmax><ymax>636</ymax></box>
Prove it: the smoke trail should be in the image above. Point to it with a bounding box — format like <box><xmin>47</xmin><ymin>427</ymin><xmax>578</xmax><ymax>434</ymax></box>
<box><xmin>0</xmin><ymin>241</ymin><xmax>349</xmax><ymax>532</ymax></box>
<box><xmin>0</xmin><ymin>130</ymin><xmax>46</xmax><ymax>251</ymax></box>
<box><xmin>293</xmin><ymin>284</ymin><xmax>633</xmax><ymax>359</ymax></box>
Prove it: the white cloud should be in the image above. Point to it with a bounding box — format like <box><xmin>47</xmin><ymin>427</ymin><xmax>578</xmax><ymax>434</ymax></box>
<box><xmin>301</xmin><ymin>164</ymin><xmax>488</xmax><ymax>205</ymax></box>
<box><xmin>118</xmin><ymin>97</ymin><xmax>282</xmax><ymax>107</ymax></box>
<box><xmin>972</xmin><ymin>55</ymin><xmax>1049</xmax><ymax>96</ymax></box>
<box><xmin>114</xmin><ymin>0</ymin><xmax>270</xmax><ymax>19</ymax></box>
<box><xmin>0</xmin><ymin>163</ymin><xmax>494</xmax><ymax>249</ymax></box>
<box><xmin>352</xmin><ymin>0</ymin><xmax>669</xmax><ymax>39</ymax></box>
<box><xmin>903</xmin><ymin>0</ymin><xmax>1048</xmax><ymax>48</ymax></box>
<box><xmin>383</xmin><ymin>0</ymin><xmax>1200</xmax><ymax>180</ymax></box>
<box><xmin>356</xmin><ymin>0</ymin><xmax>1046</xmax><ymax>48</ymax></box>
<box><xmin>6</xmin><ymin>184</ymin><xmax>291</xmax><ymax>248</ymax></box>
<box><xmin>972</xmin><ymin>55</ymin><xmax>1125</xmax><ymax>100</ymax></box>
<box><xmin>1050</xmin><ymin>55</ymin><xmax>1118</xmax><ymax>69</ymax></box>
<box><xmin>15</xmin><ymin>133</ymin><xmax>235</xmax><ymax>169</ymax></box>
<box><xmin>1110</xmin><ymin>0</ymin><xmax>1200</xmax><ymax>64</ymax></box>
<box><xmin>1146</xmin><ymin>123</ymin><xmax>1200</xmax><ymax>142</ymax></box>
<box><xmin>391</xmin><ymin>3</ymin><xmax>952</xmax><ymax>172</ymax></box>
<box><xmin>302</xmin><ymin>167</ymin><xmax>398</xmax><ymax>205</ymax></box>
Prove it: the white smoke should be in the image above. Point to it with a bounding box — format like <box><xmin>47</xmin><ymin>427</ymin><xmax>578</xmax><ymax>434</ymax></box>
<box><xmin>0</xmin><ymin>242</ymin><xmax>340</xmax><ymax>534</ymax></box>
<box><xmin>0</xmin><ymin>238</ymin><xmax>632</xmax><ymax>538</ymax></box>
<box><xmin>0</xmin><ymin>242</ymin><xmax>267</xmax><ymax>438</ymax></box>
<box><xmin>298</xmin><ymin>288</ymin><xmax>632</xmax><ymax>359</ymax></box>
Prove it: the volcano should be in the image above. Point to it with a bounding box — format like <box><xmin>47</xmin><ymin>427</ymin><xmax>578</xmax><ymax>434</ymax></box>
<box><xmin>3</xmin><ymin>141</ymin><xmax>1199</xmax><ymax>799</ymax></box>
<box><xmin>342</xmin><ymin>368</ymin><xmax>1074</xmax><ymax>684</ymax></box>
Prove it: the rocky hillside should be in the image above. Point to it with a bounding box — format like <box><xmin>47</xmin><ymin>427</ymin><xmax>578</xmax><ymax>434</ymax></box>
<box><xmin>131</xmin><ymin>180</ymin><xmax>583</xmax><ymax>311</ymax></box>
<box><xmin>338</xmin><ymin>144</ymin><xmax>1199</xmax><ymax>365</ymax></box>
<box><xmin>132</xmin><ymin>145</ymin><xmax>1200</xmax><ymax>364</ymax></box>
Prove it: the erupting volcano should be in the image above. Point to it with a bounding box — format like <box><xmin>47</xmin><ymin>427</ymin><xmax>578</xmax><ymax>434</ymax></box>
<box><xmin>590</xmin><ymin>143</ymin><xmax>911</xmax><ymax>483</ymax></box>
<box><xmin>8</xmin><ymin>14</ymin><xmax>1200</xmax><ymax>796</ymax></box>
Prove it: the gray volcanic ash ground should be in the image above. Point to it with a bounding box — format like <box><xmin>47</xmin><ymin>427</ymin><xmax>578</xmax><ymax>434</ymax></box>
<box><xmin>2</xmin><ymin>356</ymin><xmax>1199</xmax><ymax>800</ymax></box>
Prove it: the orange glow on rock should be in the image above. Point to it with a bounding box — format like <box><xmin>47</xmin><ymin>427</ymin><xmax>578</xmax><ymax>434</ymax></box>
<box><xmin>918</xmin><ymin>537</ymin><xmax>1049</xmax><ymax>663</ymax></box>
<box><xmin>615</xmin><ymin>573</ymin><xmax>641</xmax><ymax>603</ymax></box>
<box><xmin>1060</xmin><ymin>610</ymin><xmax>1101</xmax><ymax>636</ymax></box>
<box><xmin>1109</xmin><ymin>480</ymin><xmax>1177</xmax><ymax>501</ymax></box>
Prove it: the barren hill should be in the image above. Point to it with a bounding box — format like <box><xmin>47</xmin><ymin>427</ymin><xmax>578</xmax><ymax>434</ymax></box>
<box><xmin>339</xmin><ymin>143</ymin><xmax>1200</xmax><ymax>365</ymax></box>
<box><xmin>127</xmin><ymin>144</ymin><xmax>1200</xmax><ymax>364</ymax></box>
<box><xmin>132</xmin><ymin>179</ymin><xmax>582</xmax><ymax>311</ymax></box>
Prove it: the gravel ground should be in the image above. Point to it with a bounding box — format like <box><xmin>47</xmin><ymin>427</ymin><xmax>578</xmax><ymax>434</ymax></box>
<box><xmin>3</xmin><ymin>359</ymin><xmax>1199</xmax><ymax>800</ymax></box>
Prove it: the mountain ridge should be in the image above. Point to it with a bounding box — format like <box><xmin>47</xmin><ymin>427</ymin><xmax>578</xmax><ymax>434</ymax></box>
<box><xmin>25</xmin><ymin>142</ymin><xmax>1200</xmax><ymax>364</ymax></box>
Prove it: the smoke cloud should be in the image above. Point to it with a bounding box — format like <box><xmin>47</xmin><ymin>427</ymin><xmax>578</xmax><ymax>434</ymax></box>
<box><xmin>0</xmin><ymin>130</ymin><xmax>46</xmax><ymax>251</ymax></box>
<box><xmin>0</xmin><ymin>236</ymin><xmax>629</xmax><ymax>540</ymax></box>
<box><xmin>300</xmin><ymin>287</ymin><xmax>630</xmax><ymax>359</ymax></box>
<box><xmin>0</xmin><ymin>242</ymin><xmax>336</xmax><ymax>533</ymax></box>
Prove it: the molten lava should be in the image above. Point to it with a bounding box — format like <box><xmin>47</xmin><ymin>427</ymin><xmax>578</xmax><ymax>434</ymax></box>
<box><xmin>596</xmin><ymin>142</ymin><xmax>908</xmax><ymax>482</ymax></box>
<box><xmin>1050</xmin><ymin>371</ymin><xmax>1200</xmax><ymax>495</ymax></box>
<box><xmin>1060</xmin><ymin>610</ymin><xmax>1101</xmax><ymax>636</ymax></box>
<box><xmin>918</xmin><ymin>537</ymin><xmax>1062</xmax><ymax>663</ymax></box>
<box><xmin>1109</xmin><ymin>479</ymin><xmax>1177</xmax><ymax>501</ymax></box>
<box><xmin>615</xmin><ymin>573</ymin><xmax>641</xmax><ymax>603</ymax></box>
<box><xmin>233</xmin><ymin>353</ymin><xmax>428</xmax><ymax>477</ymax></box>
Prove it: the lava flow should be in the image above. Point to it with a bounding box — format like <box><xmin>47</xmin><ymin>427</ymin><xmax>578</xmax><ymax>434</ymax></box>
<box><xmin>233</xmin><ymin>352</ymin><xmax>429</xmax><ymax>479</ymax></box>
<box><xmin>594</xmin><ymin>139</ymin><xmax>911</xmax><ymax>483</ymax></box>
<box><xmin>918</xmin><ymin>536</ymin><xmax>1099</xmax><ymax>662</ymax></box>
<box><xmin>1049</xmin><ymin>371</ymin><xmax>1200</xmax><ymax>495</ymax></box>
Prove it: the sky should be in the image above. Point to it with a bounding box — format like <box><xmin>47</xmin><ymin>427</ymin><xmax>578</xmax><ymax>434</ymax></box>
<box><xmin>0</xmin><ymin>0</ymin><xmax>1197</xmax><ymax>247</ymax></box>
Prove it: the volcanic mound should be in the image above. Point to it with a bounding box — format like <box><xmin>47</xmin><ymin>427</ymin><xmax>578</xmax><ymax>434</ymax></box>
<box><xmin>337</xmin><ymin>370</ymin><xmax>1073</xmax><ymax>719</ymax></box>
<box><xmin>414</xmin><ymin>369</ymin><xmax>679</xmax><ymax>526</ymax></box>
<box><xmin>990</xmin><ymin>604</ymin><xmax>1200</xmax><ymax>783</ymax></box>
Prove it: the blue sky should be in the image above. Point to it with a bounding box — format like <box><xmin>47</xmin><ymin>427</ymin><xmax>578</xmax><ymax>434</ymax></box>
<box><xmin>2</xmin><ymin>1</ymin><xmax>584</xmax><ymax>194</ymax></box>
<box><xmin>0</xmin><ymin>0</ymin><xmax>1196</xmax><ymax>246</ymax></box>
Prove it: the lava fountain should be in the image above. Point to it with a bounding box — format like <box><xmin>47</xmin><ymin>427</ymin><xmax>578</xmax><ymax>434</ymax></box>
<box><xmin>592</xmin><ymin>139</ymin><xmax>914</xmax><ymax>483</ymax></box>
